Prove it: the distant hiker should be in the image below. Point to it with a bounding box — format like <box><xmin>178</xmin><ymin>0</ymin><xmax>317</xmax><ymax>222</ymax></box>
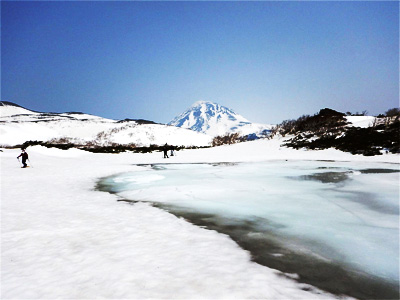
<box><xmin>17</xmin><ymin>149</ymin><xmax>29</xmax><ymax>168</ymax></box>
<box><xmin>170</xmin><ymin>145</ymin><xmax>175</xmax><ymax>157</ymax></box>
<box><xmin>163</xmin><ymin>143</ymin><xmax>169</xmax><ymax>158</ymax></box>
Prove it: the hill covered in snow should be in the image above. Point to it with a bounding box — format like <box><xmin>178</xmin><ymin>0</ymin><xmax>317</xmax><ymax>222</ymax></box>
<box><xmin>0</xmin><ymin>101</ymin><xmax>212</xmax><ymax>148</ymax></box>
<box><xmin>0</xmin><ymin>101</ymin><xmax>40</xmax><ymax>117</ymax></box>
<box><xmin>168</xmin><ymin>101</ymin><xmax>273</xmax><ymax>138</ymax></box>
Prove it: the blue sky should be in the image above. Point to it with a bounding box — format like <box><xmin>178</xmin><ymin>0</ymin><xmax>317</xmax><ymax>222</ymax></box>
<box><xmin>2</xmin><ymin>1</ymin><xmax>398</xmax><ymax>124</ymax></box>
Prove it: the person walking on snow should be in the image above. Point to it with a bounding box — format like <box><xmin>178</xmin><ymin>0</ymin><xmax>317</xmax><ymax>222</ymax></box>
<box><xmin>17</xmin><ymin>149</ymin><xmax>29</xmax><ymax>168</ymax></box>
<box><xmin>163</xmin><ymin>143</ymin><xmax>169</xmax><ymax>159</ymax></box>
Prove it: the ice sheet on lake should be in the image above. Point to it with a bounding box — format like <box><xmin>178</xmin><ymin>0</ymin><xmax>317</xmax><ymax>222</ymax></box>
<box><xmin>103</xmin><ymin>161</ymin><xmax>399</xmax><ymax>284</ymax></box>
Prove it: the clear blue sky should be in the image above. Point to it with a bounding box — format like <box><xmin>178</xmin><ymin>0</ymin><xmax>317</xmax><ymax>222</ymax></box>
<box><xmin>2</xmin><ymin>1</ymin><xmax>398</xmax><ymax>124</ymax></box>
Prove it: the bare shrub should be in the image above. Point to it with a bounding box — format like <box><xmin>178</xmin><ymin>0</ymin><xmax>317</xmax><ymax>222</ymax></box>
<box><xmin>385</xmin><ymin>108</ymin><xmax>400</xmax><ymax>118</ymax></box>
<box><xmin>212</xmin><ymin>133</ymin><xmax>240</xmax><ymax>147</ymax></box>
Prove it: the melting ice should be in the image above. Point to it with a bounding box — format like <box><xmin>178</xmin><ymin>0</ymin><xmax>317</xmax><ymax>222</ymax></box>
<box><xmin>101</xmin><ymin>161</ymin><xmax>399</xmax><ymax>285</ymax></box>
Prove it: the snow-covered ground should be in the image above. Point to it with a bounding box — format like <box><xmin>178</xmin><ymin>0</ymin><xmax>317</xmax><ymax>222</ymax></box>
<box><xmin>1</xmin><ymin>139</ymin><xmax>398</xmax><ymax>299</ymax></box>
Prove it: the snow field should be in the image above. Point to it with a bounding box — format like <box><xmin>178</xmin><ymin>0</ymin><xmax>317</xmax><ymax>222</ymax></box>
<box><xmin>2</xmin><ymin>146</ymin><xmax>345</xmax><ymax>299</ymax></box>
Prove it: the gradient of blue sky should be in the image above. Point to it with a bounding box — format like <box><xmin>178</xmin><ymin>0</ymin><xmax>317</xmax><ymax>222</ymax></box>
<box><xmin>2</xmin><ymin>1</ymin><xmax>398</xmax><ymax>124</ymax></box>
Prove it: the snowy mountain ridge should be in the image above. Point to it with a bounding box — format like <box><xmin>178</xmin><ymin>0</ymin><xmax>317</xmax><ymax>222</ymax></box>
<box><xmin>168</xmin><ymin>101</ymin><xmax>273</xmax><ymax>137</ymax></box>
<box><xmin>0</xmin><ymin>101</ymin><xmax>40</xmax><ymax>117</ymax></box>
<box><xmin>0</xmin><ymin>101</ymin><xmax>113</xmax><ymax>122</ymax></box>
<box><xmin>0</xmin><ymin>101</ymin><xmax>212</xmax><ymax>147</ymax></box>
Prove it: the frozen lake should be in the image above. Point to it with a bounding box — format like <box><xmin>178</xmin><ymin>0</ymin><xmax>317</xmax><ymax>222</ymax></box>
<box><xmin>98</xmin><ymin>160</ymin><xmax>399</xmax><ymax>299</ymax></box>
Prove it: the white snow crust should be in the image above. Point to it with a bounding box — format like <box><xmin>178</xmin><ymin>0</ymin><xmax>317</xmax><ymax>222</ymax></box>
<box><xmin>2</xmin><ymin>138</ymin><xmax>398</xmax><ymax>299</ymax></box>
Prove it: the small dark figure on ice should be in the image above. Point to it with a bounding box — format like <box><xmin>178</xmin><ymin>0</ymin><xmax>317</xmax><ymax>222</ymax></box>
<box><xmin>17</xmin><ymin>149</ymin><xmax>29</xmax><ymax>168</ymax></box>
<box><xmin>163</xmin><ymin>143</ymin><xmax>169</xmax><ymax>158</ymax></box>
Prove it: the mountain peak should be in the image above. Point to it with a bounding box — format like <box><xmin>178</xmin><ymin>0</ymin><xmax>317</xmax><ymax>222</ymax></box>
<box><xmin>1</xmin><ymin>101</ymin><xmax>23</xmax><ymax>108</ymax></box>
<box><xmin>168</xmin><ymin>101</ymin><xmax>254</xmax><ymax>136</ymax></box>
<box><xmin>192</xmin><ymin>100</ymin><xmax>212</xmax><ymax>107</ymax></box>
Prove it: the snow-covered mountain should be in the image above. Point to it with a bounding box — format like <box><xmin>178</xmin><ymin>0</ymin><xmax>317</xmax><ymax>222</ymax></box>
<box><xmin>0</xmin><ymin>101</ymin><xmax>212</xmax><ymax>147</ymax></box>
<box><xmin>168</xmin><ymin>101</ymin><xmax>273</xmax><ymax>137</ymax></box>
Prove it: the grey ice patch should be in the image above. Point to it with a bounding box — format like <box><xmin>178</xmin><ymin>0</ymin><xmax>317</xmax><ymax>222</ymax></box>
<box><xmin>342</xmin><ymin>190</ymin><xmax>399</xmax><ymax>215</ymax></box>
<box><xmin>297</xmin><ymin>172</ymin><xmax>351</xmax><ymax>184</ymax></box>
<box><xmin>360</xmin><ymin>168</ymin><xmax>400</xmax><ymax>174</ymax></box>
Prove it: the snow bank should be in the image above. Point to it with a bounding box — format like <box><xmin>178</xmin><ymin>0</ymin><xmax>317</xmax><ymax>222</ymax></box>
<box><xmin>109</xmin><ymin>124</ymin><xmax>212</xmax><ymax>147</ymax></box>
<box><xmin>158</xmin><ymin>137</ymin><xmax>399</xmax><ymax>165</ymax></box>
<box><xmin>345</xmin><ymin>116</ymin><xmax>376</xmax><ymax>128</ymax></box>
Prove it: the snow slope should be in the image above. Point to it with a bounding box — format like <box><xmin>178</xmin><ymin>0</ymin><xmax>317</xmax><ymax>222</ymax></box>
<box><xmin>0</xmin><ymin>102</ymin><xmax>212</xmax><ymax>147</ymax></box>
<box><xmin>1</xmin><ymin>137</ymin><xmax>398</xmax><ymax>299</ymax></box>
<box><xmin>0</xmin><ymin>101</ymin><xmax>39</xmax><ymax>117</ymax></box>
<box><xmin>169</xmin><ymin>101</ymin><xmax>273</xmax><ymax>137</ymax></box>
